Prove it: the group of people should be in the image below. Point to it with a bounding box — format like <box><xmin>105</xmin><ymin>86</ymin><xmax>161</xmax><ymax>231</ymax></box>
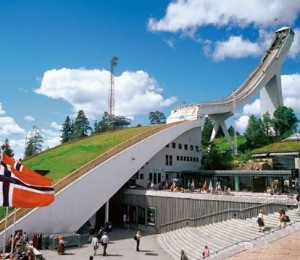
<box><xmin>90</xmin><ymin>231</ymin><xmax>110</xmax><ymax>256</ymax></box>
<box><xmin>180</xmin><ymin>245</ymin><xmax>210</xmax><ymax>260</ymax></box>
<box><xmin>4</xmin><ymin>231</ymin><xmax>40</xmax><ymax>260</ymax></box>
<box><xmin>257</xmin><ymin>208</ymin><xmax>290</xmax><ymax>232</ymax></box>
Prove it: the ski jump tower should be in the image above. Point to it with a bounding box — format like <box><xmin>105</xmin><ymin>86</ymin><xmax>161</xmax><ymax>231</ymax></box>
<box><xmin>167</xmin><ymin>26</ymin><xmax>295</xmax><ymax>150</ymax></box>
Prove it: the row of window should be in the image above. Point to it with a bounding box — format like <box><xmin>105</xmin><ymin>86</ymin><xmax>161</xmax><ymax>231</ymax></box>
<box><xmin>165</xmin><ymin>154</ymin><xmax>199</xmax><ymax>166</ymax></box>
<box><xmin>166</xmin><ymin>142</ymin><xmax>199</xmax><ymax>152</ymax></box>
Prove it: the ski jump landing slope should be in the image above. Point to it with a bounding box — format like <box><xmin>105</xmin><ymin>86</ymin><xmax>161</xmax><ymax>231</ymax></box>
<box><xmin>0</xmin><ymin>120</ymin><xmax>201</xmax><ymax>240</ymax></box>
<box><xmin>199</xmin><ymin>26</ymin><xmax>294</xmax><ymax>117</ymax></box>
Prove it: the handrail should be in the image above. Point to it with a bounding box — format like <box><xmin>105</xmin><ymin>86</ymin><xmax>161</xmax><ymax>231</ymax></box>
<box><xmin>158</xmin><ymin>201</ymin><xmax>289</xmax><ymax>233</ymax></box>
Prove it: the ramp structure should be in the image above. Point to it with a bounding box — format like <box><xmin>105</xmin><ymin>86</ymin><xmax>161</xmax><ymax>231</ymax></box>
<box><xmin>167</xmin><ymin>27</ymin><xmax>294</xmax><ymax>148</ymax></box>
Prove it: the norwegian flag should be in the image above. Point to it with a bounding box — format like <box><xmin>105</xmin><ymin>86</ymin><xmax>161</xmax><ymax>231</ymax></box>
<box><xmin>0</xmin><ymin>153</ymin><xmax>55</xmax><ymax>208</ymax></box>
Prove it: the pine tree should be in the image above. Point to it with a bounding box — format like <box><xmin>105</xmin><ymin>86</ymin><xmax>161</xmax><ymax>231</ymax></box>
<box><xmin>1</xmin><ymin>138</ymin><xmax>14</xmax><ymax>157</ymax></box>
<box><xmin>60</xmin><ymin>116</ymin><xmax>74</xmax><ymax>144</ymax></box>
<box><xmin>24</xmin><ymin>126</ymin><xmax>43</xmax><ymax>158</ymax></box>
<box><xmin>72</xmin><ymin>110</ymin><xmax>91</xmax><ymax>140</ymax></box>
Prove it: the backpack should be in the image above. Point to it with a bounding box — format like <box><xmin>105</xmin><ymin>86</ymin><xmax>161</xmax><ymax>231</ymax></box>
<box><xmin>133</xmin><ymin>235</ymin><xmax>137</xmax><ymax>240</ymax></box>
<box><xmin>285</xmin><ymin>215</ymin><xmax>290</xmax><ymax>222</ymax></box>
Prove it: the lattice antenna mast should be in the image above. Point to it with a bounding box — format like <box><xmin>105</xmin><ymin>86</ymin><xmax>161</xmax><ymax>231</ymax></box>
<box><xmin>109</xmin><ymin>56</ymin><xmax>118</xmax><ymax>121</ymax></box>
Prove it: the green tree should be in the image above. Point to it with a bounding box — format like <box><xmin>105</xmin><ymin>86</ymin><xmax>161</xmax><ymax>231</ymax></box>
<box><xmin>1</xmin><ymin>138</ymin><xmax>14</xmax><ymax>157</ymax></box>
<box><xmin>272</xmin><ymin>106</ymin><xmax>298</xmax><ymax>139</ymax></box>
<box><xmin>72</xmin><ymin>110</ymin><xmax>91</xmax><ymax>139</ymax></box>
<box><xmin>149</xmin><ymin>111</ymin><xmax>166</xmax><ymax>125</ymax></box>
<box><xmin>202</xmin><ymin>144</ymin><xmax>233</xmax><ymax>170</ymax></box>
<box><xmin>60</xmin><ymin>116</ymin><xmax>74</xmax><ymax>144</ymax></box>
<box><xmin>202</xmin><ymin>117</ymin><xmax>214</xmax><ymax>146</ymax></box>
<box><xmin>245</xmin><ymin>115</ymin><xmax>269</xmax><ymax>149</ymax></box>
<box><xmin>24</xmin><ymin>126</ymin><xmax>43</xmax><ymax>158</ymax></box>
<box><xmin>261</xmin><ymin>112</ymin><xmax>274</xmax><ymax>143</ymax></box>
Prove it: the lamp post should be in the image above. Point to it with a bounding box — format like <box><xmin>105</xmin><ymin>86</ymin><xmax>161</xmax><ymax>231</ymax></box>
<box><xmin>232</xmin><ymin>90</ymin><xmax>238</xmax><ymax>156</ymax></box>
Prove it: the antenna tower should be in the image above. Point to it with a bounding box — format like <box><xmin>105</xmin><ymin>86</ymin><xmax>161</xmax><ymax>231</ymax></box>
<box><xmin>109</xmin><ymin>56</ymin><xmax>118</xmax><ymax>121</ymax></box>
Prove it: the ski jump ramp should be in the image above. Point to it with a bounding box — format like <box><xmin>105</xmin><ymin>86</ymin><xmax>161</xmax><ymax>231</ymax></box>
<box><xmin>167</xmin><ymin>26</ymin><xmax>294</xmax><ymax>146</ymax></box>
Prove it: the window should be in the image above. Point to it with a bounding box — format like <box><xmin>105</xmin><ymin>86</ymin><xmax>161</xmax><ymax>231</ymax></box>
<box><xmin>184</xmin><ymin>144</ymin><xmax>188</xmax><ymax>150</ymax></box>
<box><xmin>178</xmin><ymin>143</ymin><xmax>182</xmax><ymax>149</ymax></box>
<box><xmin>158</xmin><ymin>173</ymin><xmax>161</xmax><ymax>184</ymax></box>
<box><xmin>166</xmin><ymin>144</ymin><xmax>169</xmax><ymax>148</ymax></box>
<box><xmin>195</xmin><ymin>146</ymin><xmax>199</xmax><ymax>151</ymax></box>
<box><xmin>149</xmin><ymin>173</ymin><xmax>152</xmax><ymax>180</ymax></box>
<box><xmin>177</xmin><ymin>155</ymin><xmax>179</xmax><ymax>161</ymax></box>
<box><xmin>170</xmin><ymin>155</ymin><xmax>173</xmax><ymax>166</ymax></box>
<box><xmin>190</xmin><ymin>145</ymin><xmax>194</xmax><ymax>151</ymax></box>
<box><xmin>172</xmin><ymin>142</ymin><xmax>176</xmax><ymax>148</ymax></box>
<box><xmin>153</xmin><ymin>173</ymin><xmax>157</xmax><ymax>184</ymax></box>
<box><xmin>140</xmin><ymin>173</ymin><xmax>144</xmax><ymax>180</ymax></box>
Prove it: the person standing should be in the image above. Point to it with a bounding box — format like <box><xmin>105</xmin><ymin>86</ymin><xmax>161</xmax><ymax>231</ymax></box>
<box><xmin>202</xmin><ymin>245</ymin><xmax>210</xmax><ymax>259</ymax></box>
<box><xmin>257</xmin><ymin>209</ymin><xmax>265</xmax><ymax>232</ymax></box>
<box><xmin>135</xmin><ymin>230</ymin><xmax>141</xmax><ymax>251</ymax></box>
<box><xmin>123</xmin><ymin>213</ymin><xmax>127</xmax><ymax>229</ymax></box>
<box><xmin>57</xmin><ymin>235</ymin><xmax>66</xmax><ymax>255</ymax></box>
<box><xmin>180</xmin><ymin>249</ymin><xmax>188</xmax><ymax>260</ymax></box>
<box><xmin>278</xmin><ymin>209</ymin><xmax>287</xmax><ymax>229</ymax></box>
<box><xmin>296</xmin><ymin>194</ymin><xmax>300</xmax><ymax>215</ymax></box>
<box><xmin>100</xmin><ymin>232</ymin><xmax>109</xmax><ymax>256</ymax></box>
<box><xmin>90</xmin><ymin>234</ymin><xmax>99</xmax><ymax>256</ymax></box>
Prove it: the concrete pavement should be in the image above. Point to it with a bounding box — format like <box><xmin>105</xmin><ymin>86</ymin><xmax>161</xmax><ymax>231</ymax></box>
<box><xmin>40</xmin><ymin>227</ymin><xmax>171</xmax><ymax>260</ymax></box>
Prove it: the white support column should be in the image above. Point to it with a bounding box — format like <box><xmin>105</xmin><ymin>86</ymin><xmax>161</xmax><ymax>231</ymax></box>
<box><xmin>260</xmin><ymin>73</ymin><xmax>283</xmax><ymax>116</ymax></box>
<box><xmin>105</xmin><ymin>200</ymin><xmax>109</xmax><ymax>224</ymax></box>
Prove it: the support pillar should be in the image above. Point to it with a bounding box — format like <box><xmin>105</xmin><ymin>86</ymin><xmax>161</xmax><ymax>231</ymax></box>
<box><xmin>234</xmin><ymin>176</ymin><xmax>240</xmax><ymax>191</ymax></box>
<box><xmin>105</xmin><ymin>200</ymin><xmax>109</xmax><ymax>224</ymax></box>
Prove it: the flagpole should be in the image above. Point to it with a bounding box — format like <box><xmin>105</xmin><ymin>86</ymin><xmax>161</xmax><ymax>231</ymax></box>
<box><xmin>2</xmin><ymin>207</ymin><xmax>8</xmax><ymax>258</ymax></box>
<box><xmin>10</xmin><ymin>209</ymin><xmax>17</xmax><ymax>258</ymax></box>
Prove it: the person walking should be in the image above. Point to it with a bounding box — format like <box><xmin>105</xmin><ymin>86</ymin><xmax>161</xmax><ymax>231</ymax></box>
<box><xmin>90</xmin><ymin>234</ymin><xmax>99</xmax><ymax>256</ymax></box>
<box><xmin>180</xmin><ymin>249</ymin><xmax>188</xmax><ymax>260</ymax></box>
<box><xmin>202</xmin><ymin>245</ymin><xmax>210</xmax><ymax>259</ymax></box>
<box><xmin>100</xmin><ymin>232</ymin><xmax>109</xmax><ymax>256</ymax></box>
<box><xmin>135</xmin><ymin>230</ymin><xmax>142</xmax><ymax>251</ymax></box>
<box><xmin>257</xmin><ymin>209</ymin><xmax>265</xmax><ymax>232</ymax></box>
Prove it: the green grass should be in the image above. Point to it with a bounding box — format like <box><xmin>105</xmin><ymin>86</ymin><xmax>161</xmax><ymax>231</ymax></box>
<box><xmin>213</xmin><ymin>135</ymin><xmax>247</xmax><ymax>152</ymax></box>
<box><xmin>252</xmin><ymin>140</ymin><xmax>300</xmax><ymax>153</ymax></box>
<box><xmin>0</xmin><ymin>126</ymin><xmax>157</xmax><ymax>219</ymax></box>
<box><xmin>23</xmin><ymin>126</ymin><xmax>156</xmax><ymax>182</ymax></box>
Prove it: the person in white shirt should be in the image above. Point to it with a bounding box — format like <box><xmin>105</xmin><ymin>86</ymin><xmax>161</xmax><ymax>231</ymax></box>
<box><xmin>100</xmin><ymin>232</ymin><xmax>109</xmax><ymax>256</ymax></box>
<box><xmin>90</xmin><ymin>234</ymin><xmax>99</xmax><ymax>256</ymax></box>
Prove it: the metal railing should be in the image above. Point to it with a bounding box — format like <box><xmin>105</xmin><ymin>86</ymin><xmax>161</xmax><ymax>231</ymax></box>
<box><xmin>158</xmin><ymin>202</ymin><xmax>291</xmax><ymax>233</ymax></box>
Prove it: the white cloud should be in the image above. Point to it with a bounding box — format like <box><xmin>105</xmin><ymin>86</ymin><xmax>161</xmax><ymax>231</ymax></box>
<box><xmin>213</xmin><ymin>36</ymin><xmax>261</xmax><ymax>61</ymax></box>
<box><xmin>50</xmin><ymin>121</ymin><xmax>61</xmax><ymax>130</ymax></box>
<box><xmin>148</xmin><ymin>0</ymin><xmax>300</xmax><ymax>60</ymax></box>
<box><xmin>282</xmin><ymin>74</ymin><xmax>300</xmax><ymax>113</ymax></box>
<box><xmin>236</xmin><ymin>115</ymin><xmax>250</xmax><ymax>134</ymax></box>
<box><xmin>288</xmin><ymin>28</ymin><xmax>300</xmax><ymax>59</ymax></box>
<box><xmin>242</xmin><ymin>99</ymin><xmax>261</xmax><ymax>116</ymax></box>
<box><xmin>24</xmin><ymin>115</ymin><xmax>35</xmax><ymax>122</ymax></box>
<box><xmin>148</xmin><ymin>0</ymin><xmax>300</xmax><ymax>33</ymax></box>
<box><xmin>35</xmin><ymin>68</ymin><xmax>177</xmax><ymax>120</ymax></box>
<box><xmin>0</xmin><ymin>117</ymin><xmax>25</xmax><ymax>136</ymax></box>
<box><xmin>41</xmin><ymin>128</ymin><xmax>61</xmax><ymax>150</ymax></box>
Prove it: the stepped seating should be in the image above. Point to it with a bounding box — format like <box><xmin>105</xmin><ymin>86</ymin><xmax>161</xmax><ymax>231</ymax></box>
<box><xmin>157</xmin><ymin>209</ymin><xmax>300</xmax><ymax>260</ymax></box>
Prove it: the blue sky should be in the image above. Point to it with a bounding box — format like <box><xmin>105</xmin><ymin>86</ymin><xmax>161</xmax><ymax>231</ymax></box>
<box><xmin>1</xmin><ymin>0</ymin><xmax>300</xmax><ymax>159</ymax></box>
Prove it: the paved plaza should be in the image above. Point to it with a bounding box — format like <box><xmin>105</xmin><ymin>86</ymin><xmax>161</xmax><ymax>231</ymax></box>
<box><xmin>39</xmin><ymin>227</ymin><xmax>300</xmax><ymax>260</ymax></box>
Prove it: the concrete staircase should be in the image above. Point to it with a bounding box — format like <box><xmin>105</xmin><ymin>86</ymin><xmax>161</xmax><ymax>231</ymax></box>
<box><xmin>157</xmin><ymin>209</ymin><xmax>300</xmax><ymax>260</ymax></box>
